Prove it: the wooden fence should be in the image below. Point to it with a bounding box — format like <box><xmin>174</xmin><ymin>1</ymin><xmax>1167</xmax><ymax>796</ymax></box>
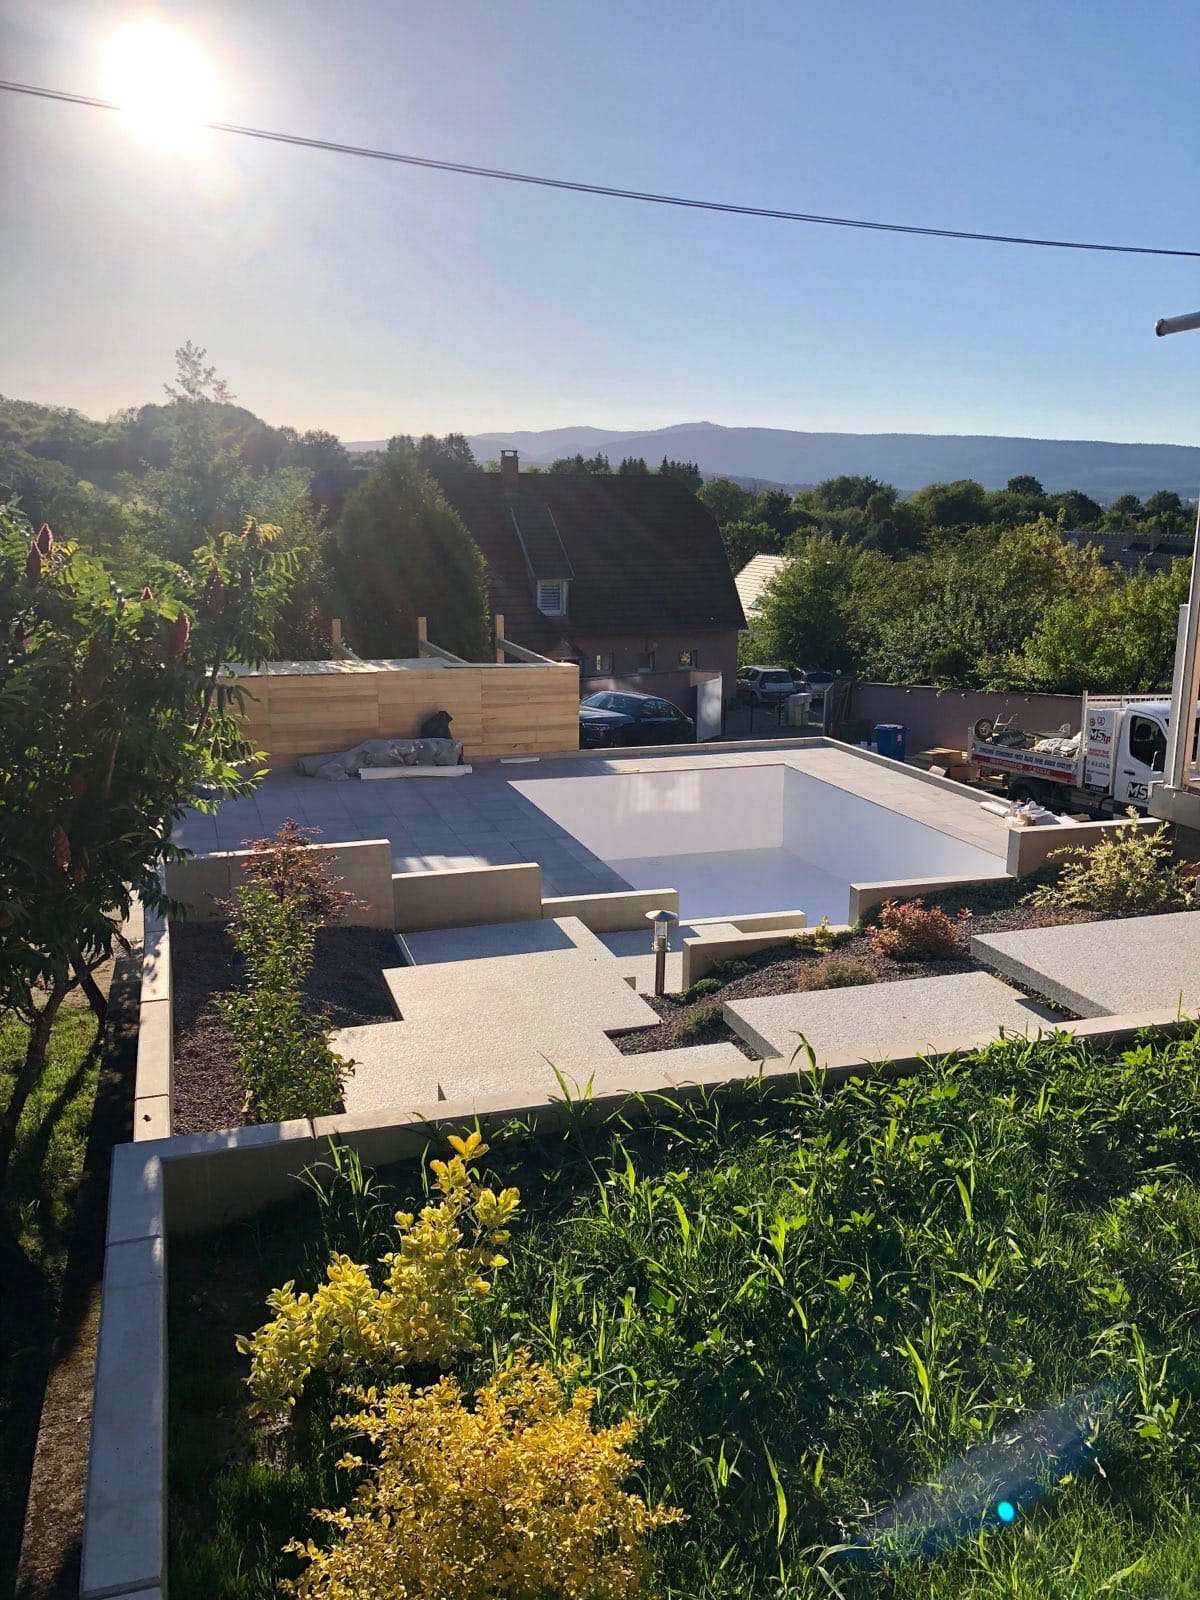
<box><xmin>225</xmin><ymin>659</ymin><xmax>580</xmax><ymax>764</ymax></box>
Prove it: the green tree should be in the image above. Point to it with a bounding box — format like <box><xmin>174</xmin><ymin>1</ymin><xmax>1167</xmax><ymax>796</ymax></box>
<box><xmin>753</xmin><ymin>534</ymin><xmax>863</xmax><ymax>670</ymax></box>
<box><xmin>1052</xmin><ymin>489</ymin><xmax>1103</xmax><ymax>528</ymax></box>
<box><xmin>132</xmin><ymin>344</ymin><xmax>309</xmax><ymax>563</ymax></box>
<box><xmin>1143</xmin><ymin>490</ymin><xmax>1185</xmax><ymax>521</ymax></box>
<box><xmin>413</xmin><ymin>434</ymin><xmax>477</xmax><ymax>473</ymax></box>
<box><xmin>808</xmin><ymin>474</ymin><xmax>895</xmax><ymax>512</ymax></box>
<box><xmin>548</xmin><ymin>452</ymin><xmax>611</xmax><ymax>474</ymax></box>
<box><xmin>721</xmin><ymin>519</ymin><xmax>781</xmax><ymax>573</ymax></box>
<box><xmin>327</xmin><ymin>443</ymin><xmax>490</xmax><ymax>659</ymax></box>
<box><xmin>617</xmin><ymin>456</ymin><xmax>649</xmax><ymax>474</ymax></box>
<box><xmin>1104</xmin><ymin>493</ymin><xmax>1143</xmax><ymax>529</ymax></box>
<box><xmin>697</xmin><ymin>476</ymin><xmax>752</xmax><ymax>527</ymax></box>
<box><xmin>1006</xmin><ymin>474</ymin><xmax>1045</xmax><ymax>497</ymax></box>
<box><xmin>658</xmin><ymin>458</ymin><xmax>702</xmax><ymax>492</ymax></box>
<box><xmin>0</xmin><ymin>505</ymin><xmax>296</xmax><ymax>1232</ymax></box>
<box><xmin>909</xmin><ymin>478</ymin><xmax>989</xmax><ymax>530</ymax></box>
<box><xmin>1011</xmin><ymin>558</ymin><xmax>1189</xmax><ymax>693</ymax></box>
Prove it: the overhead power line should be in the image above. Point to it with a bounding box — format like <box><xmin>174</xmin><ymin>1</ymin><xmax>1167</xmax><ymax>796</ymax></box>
<box><xmin>4</xmin><ymin>77</ymin><xmax>1200</xmax><ymax>260</ymax></box>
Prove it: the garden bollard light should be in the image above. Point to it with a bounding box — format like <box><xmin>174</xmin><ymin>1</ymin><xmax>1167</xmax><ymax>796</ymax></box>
<box><xmin>645</xmin><ymin>908</ymin><xmax>679</xmax><ymax>997</ymax></box>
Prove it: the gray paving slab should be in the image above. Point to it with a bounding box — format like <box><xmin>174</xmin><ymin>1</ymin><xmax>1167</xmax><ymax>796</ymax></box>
<box><xmin>724</xmin><ymin>973</ymin><xmax>1060</xmax><ymax>1065</ymax></box>
<box><xmin>972</xmin><ymin>912</ymin><xmax>1200</xmax><ymax>1018</ymax></box>
<box><xmin>626</xmin><ymin>1041</ymin><xmax>758</xmax><ymax>1080</ymax></box>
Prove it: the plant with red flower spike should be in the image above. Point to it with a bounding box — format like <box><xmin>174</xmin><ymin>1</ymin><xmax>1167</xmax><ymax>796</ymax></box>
<box><xmin>25</xmin><ymin>544</ymin><xmax>42</xmax><ymax>581</ymax></box>
<box><xmin>166</xmin><ymin>613</ymin><xmax>191</xmax><ymax>656</ymax></box>
<box><xmin>50</xmin><ymin>826</ymin><xmax>71</xmax><ymax>871</ymax></box>
<box><xmin>34</xmin><ymin>524</ymin><xmax>54</xmax><ymax>556</ymax></box>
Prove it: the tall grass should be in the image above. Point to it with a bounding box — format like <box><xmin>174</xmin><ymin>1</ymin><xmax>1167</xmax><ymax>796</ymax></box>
<box><xmin>171</xmin><ymin>1028</ymin><xmax>1200</xmax><ymax>1598</ymax></box>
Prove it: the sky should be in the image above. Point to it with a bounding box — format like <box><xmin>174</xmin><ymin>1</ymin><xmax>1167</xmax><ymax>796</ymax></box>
<box><xmin>3</xmin><ymin>0</ymin><xmax>1200</xmax><ymax>445</ymax></box>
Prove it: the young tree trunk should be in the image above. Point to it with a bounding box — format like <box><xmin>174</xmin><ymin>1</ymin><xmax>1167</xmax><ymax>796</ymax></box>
<box><xmin>0</xmin><ymin>982</ymin><xmax>68</xmax><ymax>1201</ymax></box>
<box><xmin>72</xmin><ymin>949</ymin><xmax>108</xmax><ymax>1026</ymax></box>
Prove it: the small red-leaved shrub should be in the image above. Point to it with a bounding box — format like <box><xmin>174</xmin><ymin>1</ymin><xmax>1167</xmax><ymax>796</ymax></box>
<box><xmin>868</xmin><ymin>898</ymin><xmax>963</xmax><ymax>960</ymax></box>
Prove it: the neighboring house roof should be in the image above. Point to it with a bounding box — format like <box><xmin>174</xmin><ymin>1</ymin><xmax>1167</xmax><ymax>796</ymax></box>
<box><xmin>433</xmin><ymin>470</ymin><xmax>746</xmax><ymax>656</ymax></box>
<box><xmin>1062</xmin><ymin>526</ymin><xmax>1193</xmax><ymax>575</ymax></box>
<box><xmin>735</xmin><ymin>553</ymin><xmax>789</xmax><ymax>622</ymax></box>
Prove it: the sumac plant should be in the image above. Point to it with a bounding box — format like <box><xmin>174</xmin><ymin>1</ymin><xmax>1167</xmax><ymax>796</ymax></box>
<box><xmin>0</xmin><ymin>502</ymin><xmax>296</xmax><ymax>1227</ymax></box>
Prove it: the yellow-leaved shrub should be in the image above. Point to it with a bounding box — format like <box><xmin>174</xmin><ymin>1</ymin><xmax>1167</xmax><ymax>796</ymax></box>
<box><xmin>237</xmin><ymin>1132</ymin><xmax>519</xmax><ymax>1412</ymax></box>
<box><xmin>284</xmin><ymin>1350</ymin><xmax>684</xmax><ymax>1600</ymax></box>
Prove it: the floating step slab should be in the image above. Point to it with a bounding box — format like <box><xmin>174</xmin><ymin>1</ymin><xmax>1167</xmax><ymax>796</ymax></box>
<box><xmin>724</xmin><ymin>972</ymin><xmax>1060</xmax><ymax>1067</ymax></box>
<box><xmin>403</xmin><ymin>916</ymin><xmax>609</xmax><ymax>966</ymax></box>
<box><xmin>972</xmin><ymin>911</ymin><xmax>1200</xmax><ymax>1018</ymax></box>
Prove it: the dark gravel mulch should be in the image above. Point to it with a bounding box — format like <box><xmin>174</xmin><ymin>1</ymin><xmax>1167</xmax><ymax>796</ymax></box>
<box><xmin>171</xmin><ymin>922</ymin><xmax>397</xmax><ymax>1134</ymax></box>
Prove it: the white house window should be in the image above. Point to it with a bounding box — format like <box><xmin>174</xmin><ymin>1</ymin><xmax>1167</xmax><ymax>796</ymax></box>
<box><xmin>537</xmin><ymin>580</ymin><xmax>567</xmax><ymax>615</ymax></box>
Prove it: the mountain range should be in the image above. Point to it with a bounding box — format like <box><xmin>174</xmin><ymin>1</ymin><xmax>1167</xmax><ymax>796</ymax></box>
<box><xmin>348</xmin><ymin>421</ymin><xmax>1200</xmax><ymax>499</ymax></box>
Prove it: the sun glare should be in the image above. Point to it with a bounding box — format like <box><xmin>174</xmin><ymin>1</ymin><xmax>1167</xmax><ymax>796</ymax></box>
<box><xmin>100</xmin><ymin>20</ymin><xmax>221</xmax><ymax>152</ymax></box>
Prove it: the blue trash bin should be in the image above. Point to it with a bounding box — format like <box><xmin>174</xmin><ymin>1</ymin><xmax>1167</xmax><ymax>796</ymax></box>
<box><xmin>874</xmin><ymin>723</ymin><xmax>908</xmax><ymax>761</ymax></box>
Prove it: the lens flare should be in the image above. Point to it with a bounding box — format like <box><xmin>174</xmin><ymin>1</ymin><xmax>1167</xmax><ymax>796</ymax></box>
<box><xmin>100</xmin><ymin>20</ymin><xmax>221</xmax><ymax>152</ymax></box>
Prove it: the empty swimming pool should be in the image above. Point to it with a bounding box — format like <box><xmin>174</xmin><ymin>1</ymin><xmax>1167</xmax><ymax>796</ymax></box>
<box><xmin>511</xmin><ymin>763</ymin><xmax>1003</xmax><ymax>922</ymax></box>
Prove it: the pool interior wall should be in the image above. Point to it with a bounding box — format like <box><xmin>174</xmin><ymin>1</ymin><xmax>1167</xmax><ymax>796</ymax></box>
<box><xmin>512</xmin><ymin>764</ymin><xmax>1003</xmax><ymax>922</ymax></box>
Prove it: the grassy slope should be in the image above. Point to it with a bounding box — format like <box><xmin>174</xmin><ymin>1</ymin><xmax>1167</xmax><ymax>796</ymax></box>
<box><xmin>172</xmin><ymin>1029</ymin><xmax>1200</xmax><ymax>1600</ymax></box>
<box><xmin>0</xmin><ymin>1000</ymin><xmax>102</xmax><ymax>1594</ymax></box>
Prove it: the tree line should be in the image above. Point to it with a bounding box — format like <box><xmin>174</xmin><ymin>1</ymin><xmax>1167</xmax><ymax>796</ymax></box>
<box><xmin>4</xmin><ymin>358</ymin><xmax>1193</xmax><ymax>695</ymax></box>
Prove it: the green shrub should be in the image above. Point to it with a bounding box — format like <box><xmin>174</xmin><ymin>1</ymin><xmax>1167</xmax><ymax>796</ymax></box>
<box><xmin>1026</xmin><ymin>815</ymin><xmax>1195</xmax><ymax>918</ymax></box>
<box><xmin>282</xmin><ymin>1352</ymin><xmax>681</xmax><ymax>1600</ymax></box>
<box><xmin>674</xmin><ymin>999</ymin><xmax>723</xmax><ymax>1044</ymax></box>
<box><xmin>219</xmin><ymin>821</ymin><xmax>353</xmax><ymax>1122</ymax></box>
<box><xmin>683</xmin><ymin>976</ymin><xmax>723</xmax><ymax>1002</ymax></box>
<box><xmin>796</xmin><ymin>955</ymin><xmax>876</xmax><ymax>991</ymax></box>
<box><xmin>239</xmin><ymin>1132</ymin><xmax>518</xmax><ymax>1413</ymax></box>
<box><xmin>868</xmin><ymin>897</ymin><xmax>962</xmax><ymax>960</ymax></box>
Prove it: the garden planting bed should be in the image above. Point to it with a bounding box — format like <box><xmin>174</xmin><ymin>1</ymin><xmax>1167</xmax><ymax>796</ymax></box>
<box><xmin>167</xmin><ymin>1028</ymin><xmax>1200</xmax><ymax>1600</ymax></box>
<box><xmin>171</xmin><ymin>921</ymin><xmax>397</xmax><ymax>1133</ymax></box>
<box><xmin>616</xmin><ymin>876</ymin><xmax>1102</xmax><ymax>1057</ymax></box>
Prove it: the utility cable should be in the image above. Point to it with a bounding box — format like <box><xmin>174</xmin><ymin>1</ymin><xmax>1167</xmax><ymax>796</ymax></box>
<box><xmin>4</xmin><ymin>78</ymin><xmax>1200</xmax><ymax>260</ymax></box>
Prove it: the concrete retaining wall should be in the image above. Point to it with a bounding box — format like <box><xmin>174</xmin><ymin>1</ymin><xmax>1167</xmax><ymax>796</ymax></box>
<box><xmin>133</xmin><ymin>908</ymin><xmax>172</xmax><ymax>1143</ymax></box>
<box><xmin>682</xmin><ymin>919</ymin><xmax>809</xmax><ymax>988</ymax></box>
<box><xmin>848</xmin><ymin>871</ymin><xmax>1012</xmax><ymax>923</ymax></box>
<box><xmin>165</xmin><ymin>838</ymin><xmax>395</xmax><ymax>929</ymax></box>
<box><xmin>1004</xmin><ymin>815</ymin><xmax>1162</xmax><ymax>876</ymax></box>
<box><xmin>541</xmin><ymin>887</ymin><xmax>680</xmax><ymax>932</ymax></box>
<box><xmin>392</xmin><ymin>861</ymin><xmax>543</xmax><ymax>931</ymax></box>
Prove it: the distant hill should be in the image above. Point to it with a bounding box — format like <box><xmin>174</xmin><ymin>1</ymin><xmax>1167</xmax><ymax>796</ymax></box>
<box><xmin>352</xmin><ymin>422</ymin><xmax>1200</xmax><ymax>500</ymax></box>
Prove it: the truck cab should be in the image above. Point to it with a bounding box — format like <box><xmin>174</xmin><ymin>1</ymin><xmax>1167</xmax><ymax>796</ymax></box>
<box><xmin>1116</xmin><ymin>709</ymin><xmax>1168</xmax><ymax>806</ymax></box>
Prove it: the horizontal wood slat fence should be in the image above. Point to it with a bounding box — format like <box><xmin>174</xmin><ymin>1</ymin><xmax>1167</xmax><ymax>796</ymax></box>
<box><xmin>225</xmin><ymin>660</ymin><xmax>581</xmax><ymax>764</ymax></box>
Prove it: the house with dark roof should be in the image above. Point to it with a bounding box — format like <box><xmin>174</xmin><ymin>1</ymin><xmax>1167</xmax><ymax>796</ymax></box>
<box><xmin>433</xmin><ymin>451</ymin><xmax>746</xmax><ymax>697</ymax></box>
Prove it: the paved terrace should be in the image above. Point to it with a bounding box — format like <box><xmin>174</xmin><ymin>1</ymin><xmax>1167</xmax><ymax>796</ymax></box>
<box><xmin>172</xmin><ymin>738</ymin><xmax>1011</xmax><ymax>895</ymax></box>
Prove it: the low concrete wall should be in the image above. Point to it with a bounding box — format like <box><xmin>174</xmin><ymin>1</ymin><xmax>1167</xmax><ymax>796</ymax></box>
<box><xmin>392</xmin><ymin>861</ymin><xmax>543</xmax><ymax>931</ymax></box>
<box><xmin>682</xmin><ymin>921</ymin><xmax>808</xmax><ymax>988</ymax></box>
<box><xmin>541</xmin><ymin>887</ymin><xmax>680</xmax><ymax>932</ymax></box>
<box><xmin>134</xmin><ymin>908</ymin><xmax>172</xmax><ymax>1143</ymax></box>
<box><xmin>165</xmin><ymin>838</ymin><xmax>395</xmax><ymax>930</ymax></box>
<box><xmin>1005</xmin><ymin>815</ymin><xmax>1161</xmax><ymax>876</ymax></box>
<box><xmin>849</xmin><ymin>682</ymin><xmax>1082</xmax><ymax>753</ymax></box>
<box><xmin>849</xmin><ymin>871</ymin><xmax>1012</xmax><ymax>924</ymax></box>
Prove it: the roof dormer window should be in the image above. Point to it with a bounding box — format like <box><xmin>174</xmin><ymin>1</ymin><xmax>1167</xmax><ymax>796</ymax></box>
<box><xmin>537</xmin><ymin>579</ymin><xmax>568</xmax><ymax>616</ymax></box>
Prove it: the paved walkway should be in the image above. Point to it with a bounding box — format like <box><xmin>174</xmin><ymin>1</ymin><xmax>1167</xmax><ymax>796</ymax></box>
<box><xmin>724</xmin><ymin>972</ymin><xmax>1060</xmax><ymax>1066</ymax></box>
<box><xmin>973</xmin><ymin>911</ymin><xmax>1200</xmax><ymax>1018</ymax></box>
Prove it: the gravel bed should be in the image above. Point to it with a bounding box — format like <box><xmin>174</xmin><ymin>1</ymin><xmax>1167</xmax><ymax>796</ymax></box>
<box><xmin>614</xmin><ymin>885</ymin><xmax>1098</xmax><ymax>1058</ymax></box>
<box><xmin>171</xmin><ymin>922</ymin><xmax>397</xmax><ymax>1134</ymax></box>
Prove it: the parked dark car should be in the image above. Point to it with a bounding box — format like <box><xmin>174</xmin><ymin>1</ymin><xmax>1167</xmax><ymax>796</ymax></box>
<box><xmin>579</xmin><ymin>691</ymin><xmax>695</xmax><ymax>748</ymax></box>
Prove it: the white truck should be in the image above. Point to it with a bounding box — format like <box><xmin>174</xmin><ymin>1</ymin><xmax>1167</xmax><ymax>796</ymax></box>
<box><xmin>966</xmin><ymin>694</ymin><xmax>1183</xmax><ymax>816</ymax></box>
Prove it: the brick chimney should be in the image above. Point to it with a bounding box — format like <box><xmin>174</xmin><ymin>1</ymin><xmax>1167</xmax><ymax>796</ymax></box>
<box><xmin>500</xmin><ymin>448</ymin><xmax>519</xmax><ymax>490</ymax></box>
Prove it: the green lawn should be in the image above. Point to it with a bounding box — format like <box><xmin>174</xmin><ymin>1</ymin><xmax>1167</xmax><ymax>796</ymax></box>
<box><xmin>171</xmin><ymin>1029</ymin><xmax>1200</xmax><ymax>1599</ymax></box>
<box><xmin>0</xmin><ymin>1000</ymin><xmax>102</xmax><ymax>1594</ymax></box>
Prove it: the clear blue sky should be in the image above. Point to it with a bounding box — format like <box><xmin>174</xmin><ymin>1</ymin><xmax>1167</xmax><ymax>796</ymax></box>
<box><xmin>4</xmin><ymin>0</ymin><xmax>1200</xmax><ymax>444</ymax></box>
